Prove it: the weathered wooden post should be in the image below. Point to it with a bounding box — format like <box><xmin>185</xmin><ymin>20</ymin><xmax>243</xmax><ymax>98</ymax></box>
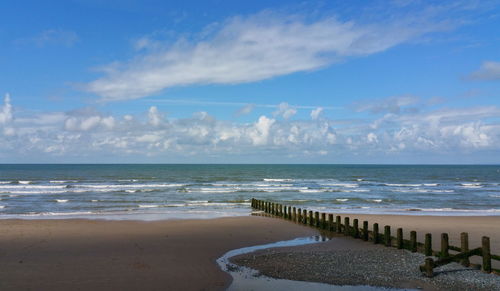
<box><xmin>264</xmin><ymin>202</ymin><xmax>268</xmax><ymax>213</ymax></box>
<box><xmin>410</xmin><ymin>231</ymin><xmax>417</xmax><ymax>252</ymax></box>
<box><xmin>344</xmin><ymin>217</ymin><xmax>350</xmax><ymax>236</ymax></box>
<box><xmin>328</xmin><ymin>214</ymin><xmax>334</xmax><ymax>231</ymax></box>
<box><xmin>303</xmin><ymin>210</ymin><xmax>307</xmax><ymax>224</ymax></box>
<box><xmin>280</xmin><ymin>204</ymin><xmax>284</xmax><ymax>217</ymax></box>
<box><xmin>441</xmin><ymin>233</ymin><xmax>449</xmax><ymax>258</ymax></box>
<box><xmin>293</xmin><ymin>207</ymin><xmax>297</xmax><ymax>221</ymax></box>
<box><xmin>353</xmin><ymin>219</ymin><xmax>359</xmax><ymax>238</ymax></box>
<box><xmin>460</xmin><ymin>232</ymin><xmax>470</xmax><ymax>267</ymax></box>
<box><xmin>288</xmin><ymin>206</ymin><xmax>292</xmax><ymax>220</ymax></box>
<box><xmin>336</xmin><ymin>216</ymin><xmax>342</xmax><ymax>233</ymax></box>
<box><xmin>315</xmin><ymin>212</ymin><xmax>320</xmax><ymax>228</ymax></box>
<box><xmin>373</xmin><ymin>223</ymin><xmax>379</xmax><ymax>244</ymax></box>
<box><xmin>384</xmin><ymin>225</ymin><xmax>391</xmax><ymax>247</ymax></box>
<box><xmin>271</xmin><ymin>203</ymin><xmax>274</xmax><ymax>215</ymax></box>
<box><xmin>397</xmin><ymin>228</ymin><xmax>403</xmax><ymax>249</ymax></box>
<box><xmin>363</xmin><ymin>221</ymin><xmax>369</xmax><ymax>241</ymax></box>
<box><xmin>309</xmin><ymin>211</ymin><xmax>314</xmax><ymax>226</ymax></box>
<box><xmin>425</xmin><ymin>233</ymin><xmax>432</xmax><ymax>256</ymax></box>
<box><xmin>424</xmin><ymin>258</ymin><xmax>434</xmax><ymax>278</ymax></box>
<box><xmin>482</xmin><ymin>236</ymin><xmax>491</xmax><ymax>273</ymax></box>
<box><xmin>297</xmin><ymin>208</ymin><xmax>302</xmax><ymax>223</ymax></box>
<box><xmin>321</xmin><ymin>213</ymin><xmax>326</xmax><ymax>229</ymax></box>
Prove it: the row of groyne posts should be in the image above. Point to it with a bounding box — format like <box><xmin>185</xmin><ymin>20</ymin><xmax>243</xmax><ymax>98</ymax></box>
<box><xmin>251</xmin><ymin>198</ymin><xmax>500</xmax><ymax>277</ymax></box>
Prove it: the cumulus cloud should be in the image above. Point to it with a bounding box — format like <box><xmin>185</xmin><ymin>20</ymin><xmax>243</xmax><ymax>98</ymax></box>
<box><xmin>469</xmin><ymin>61</ymin><xmax>500</xmax><ymax>81</ymax></box>
<box><xmin>3</xmin><ymin>94</ymin><xmax>500</xmax><ymax>161</ymax></box>
<box><xmin>273</xmin><ymin>102</ymin><xmax>297</xmax><ymax>120</ymax></box>
<box><xmin>85</xmin><ymin>8</ymin><xmax>455</xmax><ymax>101</ymax></box>
<box><xmin>0</xmin><ymin>93</ymin><xmax>13</xmax><ymax>125</ymax></box>
<box><xmin>310</xmin><ymin>107</ymin><xmax>323</xmax><ymax>120</ymax></box>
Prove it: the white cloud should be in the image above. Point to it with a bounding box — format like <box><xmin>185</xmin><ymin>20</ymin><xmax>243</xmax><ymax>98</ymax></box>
<box><xmin>310</xmin><ymin>107</ymin><xmax>323</xmax><ymax>120</ymax></box>
<box><xmin>469</xmin><ymin>61</ymin><xmax>500</xmax><ymax>81</ymax></box>
<box><xmin>249</xmin><ymin>116</ymin><xmax>275</xmax><ymax>146</ymax></box>
<box><xmin>86</xmin><ymin>9</ymin><xmax>455</xmax><ymax>101</ymax></box>
<box><xmin>3</xmin><ymin>94</ymin><xmax>500</xmax><ymax>162</ymax></box>
<box><xmin>0</xmin><ymin>93</ymin><xmax>13</xmax><ymax>125</ymax></box>
<box><xmin>273</xmin><ymin>102</ymin><xmax>297</xmax><ymax>120</ymax></box>
<box><xmin>148</xmin><ymin>106</ymin><xmax>164</xmax><ymax>126</ymax></box>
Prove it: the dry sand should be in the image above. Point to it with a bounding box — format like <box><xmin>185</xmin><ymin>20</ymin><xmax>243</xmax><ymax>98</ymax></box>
<box><xmin>0</xmin><ymin>216</ymin><xmax>317</xmax><ymax>291</ymax></box>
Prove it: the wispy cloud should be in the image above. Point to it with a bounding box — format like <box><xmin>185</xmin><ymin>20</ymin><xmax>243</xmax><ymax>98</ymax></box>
<box><xmin>469</xmin><ymin>61</ymin><xmax>500</xmax><ymax>81</ymax></box>
<box><xmin>15</xmin><ymin>29</ymin><xmax>79</xmax><ymax>48</ymax></box>
<box><xmin>85</xmin><ymin>7</ymin><xmax>458</xmax><ymax>101</ymax></box>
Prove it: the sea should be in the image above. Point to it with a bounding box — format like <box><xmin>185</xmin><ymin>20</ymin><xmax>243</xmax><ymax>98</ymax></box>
<box><xmin>0</xmin><ymin>164</ymin><xmax>499</xmax><ymax>220</ymax></box>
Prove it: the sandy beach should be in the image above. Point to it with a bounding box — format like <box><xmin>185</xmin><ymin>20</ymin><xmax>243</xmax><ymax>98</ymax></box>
<box><xmin>0</xmin><ymin>214</ymin><xmax>499</xmax><ymax>290</ymax></box>
<box><xmin>0</xmin><ymin>216</ymin><xmax>316</xmax><ymax>291</ymax></box>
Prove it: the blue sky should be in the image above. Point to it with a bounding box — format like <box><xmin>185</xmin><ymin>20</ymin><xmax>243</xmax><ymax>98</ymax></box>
<box><xmin>1</xmin><ymin>0</ymin><xmax>500</xmax><ymax>163</ymax></box>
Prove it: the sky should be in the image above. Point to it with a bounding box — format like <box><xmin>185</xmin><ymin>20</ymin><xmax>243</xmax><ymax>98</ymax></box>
<box><xmin>1</xmin><ymin>0</ymin><xmax>500</xmax><ymax>164</ymax></box>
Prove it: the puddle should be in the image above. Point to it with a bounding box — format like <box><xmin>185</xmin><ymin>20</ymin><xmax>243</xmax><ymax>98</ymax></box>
<box><xmin>217</xmin><ymin>236</ymin><xmax>416</xmax><ymax>291</ymax></box>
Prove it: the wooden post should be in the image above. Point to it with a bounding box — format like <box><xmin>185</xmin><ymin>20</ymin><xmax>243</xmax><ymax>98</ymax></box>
<box><xmin>397</xmin><ymin>228</ymin><xmax>403</xmax><ymax>249</ymax></box>
<box><xmin>280</xmin><ymin>204</ymin><xmax>283</xmax><ymax>217</ymax></box>
<box><xmin>441</xmin><ymin>233</ymin><xmax>449</xmax><ymax>258</ymax></box>
<box><xmin>297</xmin><ymin>208</ymin><xmax>301</xmax><ymax>223</ymax></box>
<box><xmin>315</xmin><ymin>212</ymin><xmax>320</xmax><ymax>228</ymax></box>
<box><xmin>309</xmin><ymin>211</ymin><xmax>314</xmax><ymax>226</ymax></box>
<box><xmin>384</xmin><ymin>225</ymin><xmax>391</xmax><ymax>247</ymax></box>
<box><xmin>353</xmin><ymin>219</ymin><xmax>359</xmax><ymax>238</ymax></box>
<box><xmin>482</xmin><ymin>236</ymin><xmax>491</xmax><ymax>273</ymax></box>
<box><xmin>293</xmin><ymin>207</ymin><xmax>296</xmax><ymax>221</ymax></box>
<box><xmin>460</xmin><ymin>232</ymin><xmax>470</xmax><ymax>267</ymax></box>
<box><xmin>424</xmin><ymin>258</ymin><xmax>434</xmax><ymax>278</ymax></box>
<box><xmin>328</xmin><ymin>214</ymin><xmax>333</xmax><ymax>231</ymax></box>
<box><xmin>321</xmin><ymin>213</ymin><xmax>326</xmax><ymax>229</ymax></box>
<box><xmin>336</xmin><ymin>216</ymin><xmax>342</xmax><ymax>233</ymax></box>
<box><xmin>344</xmin><ymin>217</ymin><xmax>350</xmax><ymax>236</ymax></box>
<box><xmin>410</xmin><ymin>231</ymin><xmax>417</xmax><ymax>252</ymax></box>
<box><xmin>425</xmin><ymin>233</ymin><xmax>432</xmax><ymax>256</ymax></box>
<box><xmin>288</xmin><ymin>206</ymin><xmax>292</xmax><ymax>220</ymax></box>
<box><xmin>303</xmin><ymin>210</ymin><xmax>307</xmax><ymax>224</ymax></box>
<box><xmin>363</xmin><ymin>221</ymin><xmax>368</xmax><ymax>241</ymax></box>
<box><xmin>271</xmin><ymin>203</ymin><xmax>274</xmax><ymax>215</ymax></box>
<box><xmin>373</xmin><ymin>223</ymin><xmax>379</xmax><ymax>244</ymax></box>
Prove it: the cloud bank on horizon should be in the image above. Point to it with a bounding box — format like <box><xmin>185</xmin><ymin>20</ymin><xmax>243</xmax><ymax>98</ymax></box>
<box><xmin>1</xmin><ymin>0</ymin><xmax>500</xmax><ymax>163</ymax></box>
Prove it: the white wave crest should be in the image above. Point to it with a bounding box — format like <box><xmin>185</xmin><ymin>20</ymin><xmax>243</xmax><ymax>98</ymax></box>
<box><xmin>263</xmin><ymin>178</ymin><xmax>293</xmax><ymax>182</ymax></box>
<box><xmin>139</xmin><ymin>204</ymin><xmax>159</xmax><ymax>208</ymax></box>
<box><xmin>385</xmin><ymin>183</ymin><xmax>422</xmax><ymax>187</ymax></box>
<box><xmin>55</xmin><ymin>199</ymin><xmax>68</xmax><ymax>203</ymax></box>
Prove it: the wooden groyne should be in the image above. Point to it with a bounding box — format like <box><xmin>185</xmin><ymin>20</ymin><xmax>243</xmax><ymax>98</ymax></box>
<box><xmin>251</xmin><ymin>198</ymin><xmax>500</xmax><ymax>277</ymax></box>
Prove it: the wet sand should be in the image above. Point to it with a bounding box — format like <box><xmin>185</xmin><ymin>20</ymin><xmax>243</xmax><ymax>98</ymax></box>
<box><xmin>0</xmin><ymin>214</ymin><xmax>498</xmax><ymax>290</ymax></box>
<box><xmin>0</xmin><ymin>216</ymin><xmax>317</xmax><ymax>291</ymax></box>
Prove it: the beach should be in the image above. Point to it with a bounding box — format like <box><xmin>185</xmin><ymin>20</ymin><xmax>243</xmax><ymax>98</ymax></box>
<box><xmin>0</xmin><ymin>214</ymin><xmax>499</xmax><ymax>290</ymax></box>
<box><xmin>0</xmin><ymin>216</ymin><xmax>316</xmax><ymax>290</ymax></box>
